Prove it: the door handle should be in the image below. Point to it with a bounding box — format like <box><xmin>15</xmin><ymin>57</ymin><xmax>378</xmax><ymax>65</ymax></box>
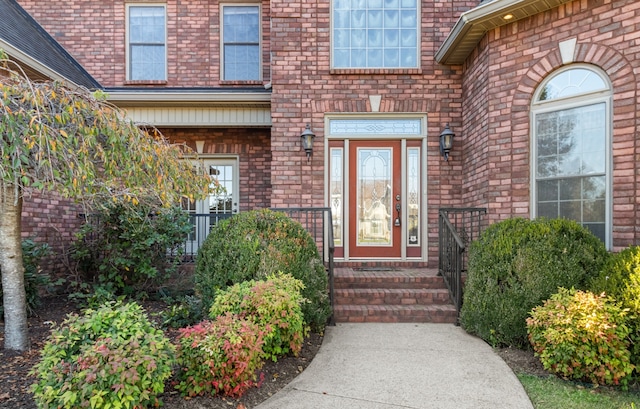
<box><xmin>394</xmin><ymin>203</ymin><xmax>401</xmax><ymax>227</ymax></box>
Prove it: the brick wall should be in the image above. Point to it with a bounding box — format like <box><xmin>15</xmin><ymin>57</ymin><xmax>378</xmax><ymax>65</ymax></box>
<box><xmin>21</xmin><ymin>190</ymin><xmax>84</xmax><ymax>275</ymax></box>
<box><xmin>268</xmin><ymin>0</ymin><xmax>478</xmax><ymax>263</ymax></box>
<box><xmin>463</xmin><ymin>0</ymin><xmax>640</xmax><ymax>248</ymax></box>
<box><xmin>18</xmin><ymin>0</ymin><xmax>272</xmax><ymax>87</ymax></box>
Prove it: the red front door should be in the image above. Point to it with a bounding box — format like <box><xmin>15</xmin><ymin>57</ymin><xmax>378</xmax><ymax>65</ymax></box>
<box><xmin>348</xmin><ymin>140</ymin><xmax>402</xmax><ymax>258</ymax></box>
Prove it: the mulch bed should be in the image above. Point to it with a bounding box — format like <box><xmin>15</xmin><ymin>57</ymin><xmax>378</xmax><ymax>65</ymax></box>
<box><xmin>0</xmin><ymin>296</ymin><xmax>545</xmax><ymax>409</ymax></box>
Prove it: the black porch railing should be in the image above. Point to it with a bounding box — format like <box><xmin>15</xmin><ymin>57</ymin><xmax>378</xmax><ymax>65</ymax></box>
<box><xmin>438</xmin><ymin>207</ymin><xmax>487</xmax><ymax>323</ymax></box>
<box><xmin>270</xmin><ymin>207</ymin><xmax>335</xmax><ymax>325</ymax></box>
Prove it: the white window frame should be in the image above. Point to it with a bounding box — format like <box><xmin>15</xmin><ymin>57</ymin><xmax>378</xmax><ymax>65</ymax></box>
<box><xmin>126</xmin><ymin>3</ymin><xmax>167</xmax><ymax>81</ymax></box>
<box><xmin>531</xmin><ymin>64</ymin><xmax>613</xmax><ymax>248</ymax></box>
<box><xmin>330</xmin><ymin>0</ymin><xmax>420</xmax><ymax>69</ymax></box>
<box><xmin>220</xmin><ymin>3</ymin><xmax>262</xmax><ymax>81</ymax></box>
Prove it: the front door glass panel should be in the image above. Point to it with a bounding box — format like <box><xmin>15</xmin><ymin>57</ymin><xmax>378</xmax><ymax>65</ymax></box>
<box><xmin>357</xmin><ymin>148</ymin><xmax>392</xmax><ymax>246</ymax></box>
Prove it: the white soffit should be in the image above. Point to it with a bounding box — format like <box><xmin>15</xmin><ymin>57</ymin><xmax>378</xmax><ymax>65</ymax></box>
<box><xmin>435</xmin><ymin>0</ymin><xmax>575</xmax><ymax>65</ymax></box>
<box><xmin>125</xmin><ymin>106</ymin><xmax>272</xmax><ymax>127</ymax></box>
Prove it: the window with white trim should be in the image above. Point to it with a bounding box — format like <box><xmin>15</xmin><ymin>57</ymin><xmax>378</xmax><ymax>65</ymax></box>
<box><xmin>332</xmin><ymin>0</ymin><xmax>419</xmax><ymax>69</ymax></box>
<box><xmin>532</xmin><ymin>66</ymin><xmax>611</xmax><ymax>246</ymax></box>
<box><xmin>127</xmin><ymin>4</ymin><xmax>166</xmax><ymax>81</ymax></box>
<box><xmin>221</xmin><ymin>4</ymin><xmax>261</xmax><ymax>80</ymax></box>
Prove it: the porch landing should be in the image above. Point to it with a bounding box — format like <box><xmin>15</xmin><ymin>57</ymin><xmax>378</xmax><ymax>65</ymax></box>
<box><xmin>333</xmin><ymin>267</ymin><xmax>457</xmax><ymax>324</ymax></box>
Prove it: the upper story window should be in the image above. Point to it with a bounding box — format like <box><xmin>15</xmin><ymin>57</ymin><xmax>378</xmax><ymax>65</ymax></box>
<box><xmin>222</xmin><ymin>4</ymin><xmax>261</xmax><ymax>80</ymax></box>
<box><xmin>127</xmin><ymin>4</ymin><xmax>166</xmax><ymax>81</ymax></box>
<box><xmin>532</xmin><ymin>65</ymin><xmax>612</xmax><ymax>247</ymax></box>
<box><xmin>332</xmin><ymin>0</ymin><xmax>419</xmax><ymax>69</ymax></box>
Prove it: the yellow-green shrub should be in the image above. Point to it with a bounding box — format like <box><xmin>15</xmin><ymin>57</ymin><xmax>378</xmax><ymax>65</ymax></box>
<box><xmin>527</xmin><ymin>288</ymin><xmax>634</xmax><ymax>387</ymax></box>
<box><xmin>209</xmin><ymin>273</ymin><xmax>307</xmax><ymax>362</ymax></box>
<box><xmin>30</xmin><ymin>301</ymin><xmax>175</xmax><ymax>409</ymax></box>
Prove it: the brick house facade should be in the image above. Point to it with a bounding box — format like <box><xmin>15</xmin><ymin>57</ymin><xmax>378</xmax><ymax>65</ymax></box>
<box><xmin>3</xmin><ymin>0</ymin><xmax>639</xmax><ymax>269</ymax></box>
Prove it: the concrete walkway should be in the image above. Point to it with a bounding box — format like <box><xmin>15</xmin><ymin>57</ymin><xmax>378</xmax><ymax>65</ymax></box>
<box><xmin>256</xmin><ymin>323</ymin><xmax>534</xmax><ymax>409</ymax></box>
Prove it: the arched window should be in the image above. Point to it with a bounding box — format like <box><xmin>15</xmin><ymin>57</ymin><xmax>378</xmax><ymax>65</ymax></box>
<box><xmin>531</xmin><ymin>65</ymin><xmax>612</xmax><ymax>247</ymax></box>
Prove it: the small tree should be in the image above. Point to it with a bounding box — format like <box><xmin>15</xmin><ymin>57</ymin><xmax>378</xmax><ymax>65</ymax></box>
<box><xmin>0</xmin><ymin>53</ymin><xmax>210</xmax><ymax>351</ymax></box>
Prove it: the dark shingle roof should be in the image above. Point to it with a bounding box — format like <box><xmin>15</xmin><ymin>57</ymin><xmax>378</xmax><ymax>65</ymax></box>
<box><xmin>0</xmin><ymin>0</ymin><xmax>101</xmax><ymax>89</ymax></box>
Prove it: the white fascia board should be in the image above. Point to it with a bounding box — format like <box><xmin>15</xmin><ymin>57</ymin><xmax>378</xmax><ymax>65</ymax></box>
<box><xmin>435</xmin><ymin>0</ymin><xmax>573</xmax><ymax>65</ymax></box>
<box><xmin>0</xmin><ymin>39</ymin><xmax>81</xmax><ymax>88</ymax></box>
<box><xmin>106</xmin><ymin>90</ymin><xmax>272</xmax><ymax>107</ymax></box>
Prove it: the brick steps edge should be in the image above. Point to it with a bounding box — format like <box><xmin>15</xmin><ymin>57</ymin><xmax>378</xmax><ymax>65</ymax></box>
<box><xmin>333</xmin><ymin>304</ymin><xmax>458</xmax><ymax>324</ymax></box>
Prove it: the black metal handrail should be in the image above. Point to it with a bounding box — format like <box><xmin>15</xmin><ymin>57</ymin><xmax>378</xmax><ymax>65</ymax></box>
<box><xmin>270</xmin><ymin>207</ymin><xmax>335</xmax><ymax>326</ymax></box>
<box><xmin>438</xmin><ymin>207</ymin><xmax>487</xmax><ymax>323</ymax></box>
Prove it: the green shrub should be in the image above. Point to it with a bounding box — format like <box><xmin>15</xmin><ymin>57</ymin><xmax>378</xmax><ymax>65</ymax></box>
<box><xmin>527</xmin><ymin>288</ymin><xmax>634</xmax><ymax>387</ymax></box>
<box><xmin>175</xmin><ymin>313</ymin><xmax>265</xmax><ymax>397</ymax></box>
<box><xmin>0</xmin><ymin>238</ymin><xmax>51</xmax><ymax>317</ymax></box>
<box><xmin>209</xmin><ymin>273</ymin><xmax>307</xmax><ymax>362</ymax></box>
<box><xmin>31</xmin><ymin>301</ymin><xmax>175</xmax><ymax>409</ymax></box>
<box><xmin>160</xmin><ymin>294</ymin><xmax>204</xmax><ymax>329</ymax></box>
<box><xmin>72</xmin><ymin>202</ymin><xmax>191</xmax><ymax>295</ymax></box>
<box><xmin>590</xmin><ymin>245</ymin><xmax>640</xmax><ymax>370</ymax></box>
<box><xmin>194</xmin><ymin>209</ymin><xmax>330</xmax><ymax>329</ymax></box>
<box><xmin>460</xmin><ymin>217</ymin><xmax>609</xmax><ymax>347</ymax></box>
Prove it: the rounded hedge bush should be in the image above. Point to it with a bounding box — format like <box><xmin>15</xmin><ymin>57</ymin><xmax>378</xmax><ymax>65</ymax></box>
<box><xmin>31</xmin><ymin>301</ymin><xmax>175</xmax><ymax>409</ymax></box>
<box><xmin>460</xmin><ymin>217</ymin><xmax>609</xmax><ymax>347</ymax></box>
<box><xmin>590</xmin><ymin>245</ymin><xmax>640</xmax><ymax>370</ymax></box>
<box><xmin>194</xmin><ymin>209</ymin><xmax>330</xmax><ymax>329</ymax></box>
<box><xmin>527</xmin><ymin>288</ymin><xmax>634</xmax><ymax>387</ymax></box>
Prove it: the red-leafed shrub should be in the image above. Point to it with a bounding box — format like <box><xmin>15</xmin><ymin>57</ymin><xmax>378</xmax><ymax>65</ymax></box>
<box><xmin>175</xmin><ymin>313</ymin><xmax>265</xmax><ymax>397</ymax></box>
<box><xmin>209</xmin><ymin>273</ymin><xmax>307</xmax><ymax>362</ymax></box>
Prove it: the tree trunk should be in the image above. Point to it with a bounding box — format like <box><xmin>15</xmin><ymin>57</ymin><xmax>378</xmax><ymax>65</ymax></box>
<box><xmin>0</xmin><ymin>187</ymin><xmax>28</xmax><ymax>351</ymax></box>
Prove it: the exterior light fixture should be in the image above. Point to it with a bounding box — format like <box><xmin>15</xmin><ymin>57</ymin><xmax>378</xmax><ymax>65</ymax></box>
<box><xmin>439</xmin><ymin>123</ymin><xmax>455</xmax><ymax>161</ymax></box>
<box><xmin>300</xmin><ymin>124</ymin><xmax>315</xmax><ymax>161</ymax></box>
<box><xmin>503</xmin><ymin>13</ymin><xmax>514</xmax><ymax>20</ymax></box>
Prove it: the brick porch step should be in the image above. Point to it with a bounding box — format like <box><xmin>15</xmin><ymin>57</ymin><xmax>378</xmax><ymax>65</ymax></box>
<box><xmin>332</xmin><ymin>267</ymin><xmax>457</xmax><ymax>324</ymax></box>
<box><xmin>334</xmin><ymin>288</ymin><xmax>451</xmax><ymax>305</ymax></box>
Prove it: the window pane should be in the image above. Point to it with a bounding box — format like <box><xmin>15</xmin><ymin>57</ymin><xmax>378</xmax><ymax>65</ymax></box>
<box><xmin>130</xmin><ymin>6</ymin><xmax>165</xmax><ymax>43</ymax></box>
<box><xmin>332</xmin><ymin>0</ymin><xmax>418</xmax><ymax>68</ymax></box>
<box><xmin>537</xmin><ymin>180</ymin><xmax>558</xmax><ymax>202</ymax></box>
<box><xmin>129</xmin><ymin>6</ymin><xmax>165</xmax><ymax>80</ymax></box>
<box><xmin>222</xmin><ymin>6</ymin><xmax>260</xmax><ymax>80</ymax></box>
<box><xmin>537</xmin><ymin>68</ymin><xmax>607</xmax><ymax>101</ymax></box>
<box><xmin>534</xmin><ymin>68</ymin><xmax>609</xmax><ymax>244</ymax></box>
<box><xmin>224</xmin><ymin>45</ymin><xmax>260</xmax><ymax>80</ymax></box>
<box><xmin>130</xmin><ymin>45</ymin><xmax>165</xmax><ymax>80</ymax></box>
<box><xmin>538</xmin><ymin>202</ymin><xmax>558</xmax><ymax>219</ymax></box>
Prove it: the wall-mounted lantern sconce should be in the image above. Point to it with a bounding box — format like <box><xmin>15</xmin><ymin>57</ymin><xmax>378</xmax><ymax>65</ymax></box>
<box><xmin>439</xmin><ymin>123</ymin><xmax>455</xmax><ymax>161</ymax></box>
<box><xmin>300</xmin><ymin>124</ymin><xmax>315</xmax><ymax>162</ymax></box>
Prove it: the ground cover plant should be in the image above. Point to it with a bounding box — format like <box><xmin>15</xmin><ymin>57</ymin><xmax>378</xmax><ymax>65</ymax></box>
<box><xmin>194</xmin><ymin>209</ymin><xmax>330</xmax><ymax>329</ymax></box>
<box><xmin>460</xmin><ymin>217</ymin><xmax>609</xmax><ymax>347</ymax></box>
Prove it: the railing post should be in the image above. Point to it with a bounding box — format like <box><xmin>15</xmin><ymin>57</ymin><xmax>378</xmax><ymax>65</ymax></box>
<box><xmin>438</xmin><ymin>208</ymin><xmax>487</xmax><ymax>323</ymax></box>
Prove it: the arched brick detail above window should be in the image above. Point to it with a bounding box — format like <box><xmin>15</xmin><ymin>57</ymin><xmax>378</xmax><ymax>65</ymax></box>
<box><xmin>513</xmin><ymin>42</ymin><xmax>639</xmax><ymax>249</ymax></box>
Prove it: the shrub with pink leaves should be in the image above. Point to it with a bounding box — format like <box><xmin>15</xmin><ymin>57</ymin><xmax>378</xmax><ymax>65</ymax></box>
<box><xmin>175</xmin><ymin>313</ymin><xmax>265</xmax><ymax>397</ymax></box>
